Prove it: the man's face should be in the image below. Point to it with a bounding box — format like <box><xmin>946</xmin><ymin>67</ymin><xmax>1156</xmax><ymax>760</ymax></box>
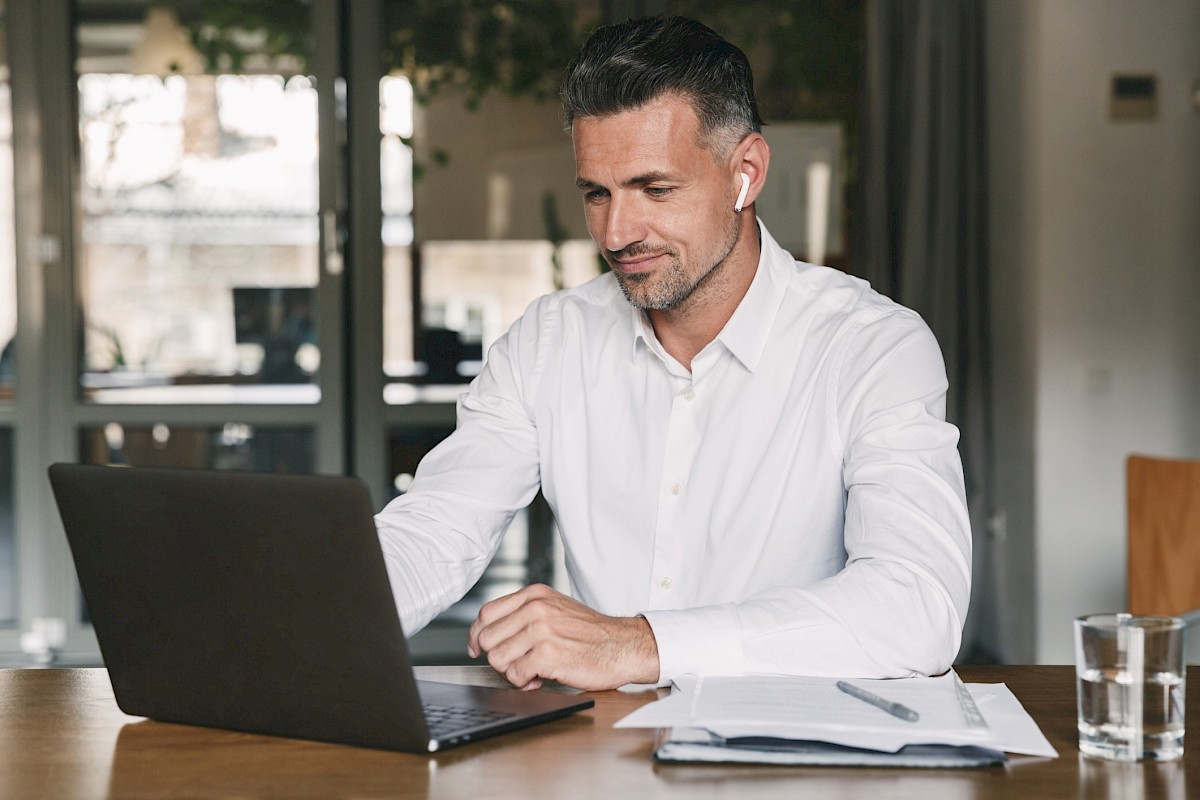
<box><xmin>572</xmin><ymin>95</ymin><xmax>741</xmax><ymax>312</ymax></box>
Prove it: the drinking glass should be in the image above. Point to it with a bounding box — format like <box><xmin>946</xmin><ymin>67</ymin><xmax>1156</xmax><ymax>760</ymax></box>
<box><xmin>1075</xmin><ymin>613</ymin><xmax>1186</xmax><ymax>761</ymax></box>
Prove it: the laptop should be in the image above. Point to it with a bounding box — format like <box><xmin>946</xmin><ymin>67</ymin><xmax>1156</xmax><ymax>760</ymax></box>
<box><xmin>47</xmin><ymin>463</ymin><xmax>593</xmax><ymax>753</ymax></box>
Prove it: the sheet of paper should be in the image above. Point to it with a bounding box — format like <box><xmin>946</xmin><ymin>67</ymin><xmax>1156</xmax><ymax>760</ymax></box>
<box><xmin>615</xmin><ymin>673</ymin><xmax>1058</xmax><ymax>758</ymax></box>
<box><xmin>967</xmin><ymin>683</ymin><xmax>1057</xmax><ymax>758</ymax></box>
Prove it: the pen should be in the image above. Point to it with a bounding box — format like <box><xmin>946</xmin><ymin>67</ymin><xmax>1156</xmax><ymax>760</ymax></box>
<box><xmin>836</xmin><ymin>680</ymin><xmax>920</xmax><ymax>723</ymax></box>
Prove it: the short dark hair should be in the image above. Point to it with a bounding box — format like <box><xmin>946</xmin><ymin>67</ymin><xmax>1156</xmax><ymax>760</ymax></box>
<box><xmin>561</xmin><ymin>15</ymin><xmax>763</xmax><ymax>156</ymax></box>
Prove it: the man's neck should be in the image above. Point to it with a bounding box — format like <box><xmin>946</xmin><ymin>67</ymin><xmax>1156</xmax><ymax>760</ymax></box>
<box><xmin>648</xmin><ymin>220</ymin><xmax>761</xmax><ymax>371</ymax></box>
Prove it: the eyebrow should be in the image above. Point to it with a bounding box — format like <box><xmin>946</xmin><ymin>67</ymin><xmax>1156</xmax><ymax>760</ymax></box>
<box><xmin>575</xmin><ymin>171</ymin><xmax>674</xmax><ymax>191</ymax></box>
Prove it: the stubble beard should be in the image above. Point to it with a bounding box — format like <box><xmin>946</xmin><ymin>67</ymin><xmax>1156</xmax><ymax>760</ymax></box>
<box><xmin>608</xmin><ymin>215</ymin><xmax>742</xmax><ymax>313</ymax></box>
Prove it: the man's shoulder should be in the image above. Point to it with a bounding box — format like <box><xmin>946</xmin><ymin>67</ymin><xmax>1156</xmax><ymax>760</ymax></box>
<box><xmin>560</xmin><ymin>269</ymin><xmax>624</xmax><ymax>307</ymax></box>
<box><xmin>494</xmin><ymin>272</ymin><xmax>629</xmax><ymax>369</ymax></box>
<box><xmin>520</xmin><ymin>271</ymin><xmax>627</xmax><ymax>327</ymax></box>
<box><xmin>782</xmin><ymin>258</ymin><xmax>921</xmax><ymax>332</ymax></box>
<box><xmin>757</xmin><ymin>222</ymin><xmax>917</xmax><ymax>332</ymax></box>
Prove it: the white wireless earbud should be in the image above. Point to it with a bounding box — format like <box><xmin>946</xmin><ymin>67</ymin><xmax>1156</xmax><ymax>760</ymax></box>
<box><xmin>734</xmin><ymin>172</ymin><xmax>750</xmax><ymax>212</ymax></box>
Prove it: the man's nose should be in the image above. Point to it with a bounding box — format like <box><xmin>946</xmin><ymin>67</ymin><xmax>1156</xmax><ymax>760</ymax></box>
<box><xmin>603</xmin><ymin>192</ymin><xmax>645</xmax><ymax>253</ymax></box>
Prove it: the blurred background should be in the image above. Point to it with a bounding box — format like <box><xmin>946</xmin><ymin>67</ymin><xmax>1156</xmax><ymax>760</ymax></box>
<box><xmin>0</xmin><ymin>0</ymin><xmax>1196</xmax><ymax>668</ymax></box>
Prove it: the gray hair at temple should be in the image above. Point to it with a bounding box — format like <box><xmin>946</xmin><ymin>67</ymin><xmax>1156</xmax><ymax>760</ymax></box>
<box><xmin>561</xmin><ymin>15</ymin><xmax>764</xmax><ymax>158</ymax></box>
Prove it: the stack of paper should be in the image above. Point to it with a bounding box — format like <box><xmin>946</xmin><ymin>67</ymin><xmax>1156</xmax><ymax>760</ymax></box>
<box><xmin>615</xmin><ymin>672</ymin><xmax>1057</xmax><ymax>767</ymax></box>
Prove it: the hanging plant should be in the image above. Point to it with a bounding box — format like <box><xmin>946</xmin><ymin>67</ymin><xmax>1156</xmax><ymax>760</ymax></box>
<box><xmin>383</xmin><ymin>0</ymin><xmax>588</xmax><ymax>108</ymax></box>
<box><xmin>186</xmin><ymin>0</ymin><xmax>589</xmax><ymax>108</ymax></box>
<box><xmin>190</xmin><ymin>0</ymin><xmax>313</xmax><ymax>74</ymax></box>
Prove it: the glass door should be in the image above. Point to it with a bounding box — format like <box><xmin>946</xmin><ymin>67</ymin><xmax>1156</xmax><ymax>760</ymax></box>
<box><xmin>0</xmin><ymin>4</ymin><xmax>17</xmax><ymax>634</ymax></box>
<box><xmin>73</xmin><ymin>0</ymin><xmax>342</xmax><ymax>446</ymax></box>
<box><xmin>11</xmin><ymin>0</ymin><xmax>348</xmax><ymax>661</ymax></box>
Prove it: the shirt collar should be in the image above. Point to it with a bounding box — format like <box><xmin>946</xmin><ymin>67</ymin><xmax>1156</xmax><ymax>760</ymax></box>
<box><xmin>714</xmin><ymin>220</ymin><xmax>791</xmax><ymax>372</ymax></box>
<box><xmin>629</xmin><ymin>299</ymin><xmax>654</xmax><ymax>357</ymax></box>
<box><xmin>627</xmin><ymin>219</ymin><xmax>793</xmax><ymax>372</ymax></box>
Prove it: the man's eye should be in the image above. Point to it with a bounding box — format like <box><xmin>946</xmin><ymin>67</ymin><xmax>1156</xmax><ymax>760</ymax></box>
<box><xmin>645</xmin><ymin>186</ymin><xmax>672</xmax><ymax>197</ymax></box>
<box><xmin>584</xmin><ymin>189</ymin><xmax>608</xmax><ymax>202</ymax></box>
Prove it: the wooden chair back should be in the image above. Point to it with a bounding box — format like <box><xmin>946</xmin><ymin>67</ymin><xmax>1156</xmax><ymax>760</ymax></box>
<box><xmin>1127</xmin><ymin>454</ymin><xmax>1200</xmax><ymax>617</ymax></box>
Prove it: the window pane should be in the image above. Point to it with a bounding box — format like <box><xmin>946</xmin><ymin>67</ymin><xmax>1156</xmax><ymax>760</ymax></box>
<box><xmin>416</xmin><ymin>240</ymin><xmax>599</xmax><ymax>383</ymax></box>
<box><xmin>76</xmin><ymin>6</ymin><xmax>319</xmax><ymax>404</ymax></box>
<box><xmin>80</xmin><ymin>423</ymin><xmax>315</xmax><ymax>474</ymax></box>
<box><xmin>0</xmin><ymin>428</ymin><xmax>13</xmax><ymax>625</ymax></box>
<box><xmin>380</xmin><ymin>77</ymin><xmax>601</xmax><ymax>400</ymax></box>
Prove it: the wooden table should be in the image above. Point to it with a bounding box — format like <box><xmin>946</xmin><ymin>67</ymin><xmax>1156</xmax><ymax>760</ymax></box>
<box><xmin>0</xmin><ymin>665</ymin><xmax>1194</xmax><ymax>799</ymax></box>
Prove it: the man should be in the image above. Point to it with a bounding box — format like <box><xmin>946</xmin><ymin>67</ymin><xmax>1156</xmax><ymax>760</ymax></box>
<box><xmin>375</xmin><ymin>16</ymin><xmax>971</xmax><ymax>692</ymax></box>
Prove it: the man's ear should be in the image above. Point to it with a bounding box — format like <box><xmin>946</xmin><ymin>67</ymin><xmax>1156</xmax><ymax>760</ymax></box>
<box><xmin>732</xmin><ymin>133</ymin><xmax>770</xmax><ymax>211</ymax></box>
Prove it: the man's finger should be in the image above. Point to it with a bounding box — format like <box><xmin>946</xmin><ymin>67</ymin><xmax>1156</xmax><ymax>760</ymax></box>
<box><xmin>467</xmin><ymin>586</ymin><xmax>533</xmax><ymax>656</ymax></box>
<box><xmin>503</xmin><ymin>650</ymin><xmax>551</xmax><ymax>691</ymax></box>
<box><xmin>480</xmin><ymin>621</ymin><xmax>531</xmax><ymax>672</ymax></box>
<box><xmin>476</xmin><ymin>601</ymin><xmax>557</xmax><ymax>670</ymax></box>
<box><xmin>467</xmin><ymin>584</ymin><xmax>555</xmax><ymax>657</ymax></box>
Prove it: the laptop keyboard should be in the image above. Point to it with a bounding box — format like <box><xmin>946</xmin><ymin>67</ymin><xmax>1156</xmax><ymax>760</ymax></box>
<box><xmin>422</xmin><ymin>703</ymin><xmax>517</xmax><ymax>739</ymax></box>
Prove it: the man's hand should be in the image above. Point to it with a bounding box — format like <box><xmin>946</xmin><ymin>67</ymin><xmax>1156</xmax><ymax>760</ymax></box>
<box><xmin>466</xmin><ymin>584</ymin><xmax>660</xmax><ymax>691</ymax></box>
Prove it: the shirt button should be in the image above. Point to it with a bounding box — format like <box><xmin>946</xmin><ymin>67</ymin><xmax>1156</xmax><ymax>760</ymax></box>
<box><xmin>684</xmin><ymin>388</ymin><xmax>696</xmax><ymax>401</ymax></box>
<box><xmin>670</xmin><ymin>482</ymin><xmax>682</xmax><ymax>495</ymax></box>
<box><xmin>659</xmin><ymin>577</ymin><xmax>673</xmax><ymax>590</ymax></box>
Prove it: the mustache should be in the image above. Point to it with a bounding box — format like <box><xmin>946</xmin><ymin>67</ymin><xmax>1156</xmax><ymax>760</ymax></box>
<box><xmin>605</xmin><ymin>243</ymin><xmax>678</xmax><ymax>261</ymax></box>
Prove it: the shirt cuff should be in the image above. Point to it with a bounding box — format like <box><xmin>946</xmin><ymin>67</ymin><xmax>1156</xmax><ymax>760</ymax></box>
<box><xmin>642</xmin><ymin>604</ymin><xmax>745</xmax><ymax>682</ymax></box>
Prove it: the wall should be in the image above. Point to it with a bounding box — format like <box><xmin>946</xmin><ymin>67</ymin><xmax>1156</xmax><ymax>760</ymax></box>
<box><xmin>988</xmin><ymin>0</ymin><xmax>1200</xmax><ymax>663</ymax></box>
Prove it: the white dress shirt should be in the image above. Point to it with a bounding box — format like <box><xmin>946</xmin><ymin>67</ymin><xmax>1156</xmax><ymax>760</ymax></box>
<box><xmin>375</xmin><ymin>221</ymin><xmax>972</xmax><ymax>681</ymax></box>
